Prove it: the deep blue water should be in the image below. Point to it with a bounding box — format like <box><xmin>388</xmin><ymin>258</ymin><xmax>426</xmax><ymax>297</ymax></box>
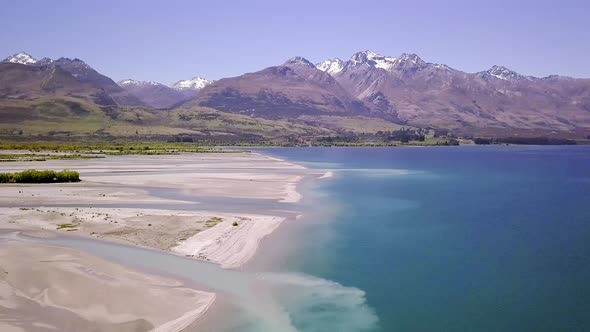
<box><xmin>262</xmin><ymin>146</ymin><xmax>590</xmax><ymax>332</ymax></box>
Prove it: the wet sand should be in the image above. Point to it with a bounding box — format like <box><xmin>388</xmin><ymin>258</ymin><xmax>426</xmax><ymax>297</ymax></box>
<box><xmin>0</xmin><ymin>240</ymin><xmax>215</xmax><ymax>332</ymax></box>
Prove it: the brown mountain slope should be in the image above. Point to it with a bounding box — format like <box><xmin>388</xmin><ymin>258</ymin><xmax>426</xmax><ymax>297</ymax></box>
<box><xmin>189</xmin><ymin>57</ymin><xmax>369</xmax><ymax>119</ymax></box>
<box><xmin>1</xmin><ymin>54</ymin><xmax>145</xmax><ymax>107</ymax></box>
<box><xmin>0</xmin><ymin>62</ymin><xmax>116</xmax><ymax>105</ymax></box>
<box><xmin>0</xmin><ymin>61</ymin><xmax>401</xmax><ymax>141</ymax></box>
<box><xmin>48</xmin><ymin>58</ymin><xmax>146</xmax><ymax>107</ymax></box>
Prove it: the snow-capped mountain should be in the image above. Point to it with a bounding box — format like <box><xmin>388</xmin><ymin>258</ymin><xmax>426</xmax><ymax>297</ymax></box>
<box><xmin>348</xmin><ymin>50</ymin><xmax>399</xmax><ymax>71</ymax></box>
<box><xmin>284</xmin><ymin>56</ymin><xmax>316</xmax><ymax>68</ymax></box>
<box><xmin>118</xmin><ymin>79</ymin><xmax>162</xmax><ymax>87</ymax></box>
<box><xmin>317</xmin><ymin>50</ymin><xmax>431</xmax><ymax>75</ymax></box>
<box><xmin>317</xmin><ymin>50</ymin><xmax>538</xmax><ymax>83</ymax></box>
<box><xmin>316</xmin><ymin>58</ymin><xmax>344</xmax><ymax>75</ymax></box>
<box><xmin>172</xmin><ymin>77</ymin><xmax>212</xmax><ymax>90</ymax></box>
<box><xmin>118</xmin><ymin>78</ymin><xmax>188</xmax><ymax>109</ymax></box>
<box><xmin>478</xmin><ymin>65</ymin><xmax>534</xmax><ymax>81</ymax></box>
<box><xmin>306</xmin><ymin>50</ymin><xmax>590</xmax><ymax>135</ymax></box>
<box><xmin>2</xmin><ymin>52</ymin><xmax>38</xmax><ymax>65</ymax></box>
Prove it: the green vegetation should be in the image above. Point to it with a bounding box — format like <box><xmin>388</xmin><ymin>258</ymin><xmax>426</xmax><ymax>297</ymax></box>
<box><xmin>473</xmin><ymin>136</ymin><xmax>577</xmax><ymax>145</ymax></box>
<box><xmin>56</xmin><ymin>223</ymin><xmax>78</xmax><ymax>229</ymax></box>
<box><xmin>0</xmin><ymin>95</ymin><xmax>333</xmax><ymax>143</ymax></box>
<box><xmin>296</xmin><ymin>115</ymin><xmax>408</xmax><ymax>134</ymax></box>
<box><xmin>0</xmin><ymin>96</ymin><xmax>472</xmax><ymax>147</ymax></box>
<box><xmin>0</xmin><ymin>153</ymin><xmax>103</xmax><ymax>162</ymax></box>
<box><xmin>204</xmin><ymin>217</ymin><xmax>224</xmax><ymax>228</ymax></box>
<box><xmin>232</xmin><ymin>221</ymin><xmax>239</xmax><ymax>227</ymax></box>
<box><xmin>306</xmin><ymin>128</ymin><xmax>460</xmax><ymax>146</ymax></box>
<box><xmin>0</xmin><ymin>95</ymin><xmax>464</xmax><ymax>146</ymax></box>
<box><xmin>0</xmin><ymin>169</ymin><xmax>81</xmax><ymax>183</ymax></box>
<box><xmin>0</xmin><ymin>141</ymin><xmax>247</xmax><ymax>155</ymax></box>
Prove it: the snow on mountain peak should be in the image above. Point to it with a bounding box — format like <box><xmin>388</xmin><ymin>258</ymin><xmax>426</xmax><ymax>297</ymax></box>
<box><xmin>398</xmin><ymin>53</ymin><xmax>425</xmax><ymax>66</ymax></box>
<box><xmin>118</xmin><ymin>79</ymin><xmax>161</xmax><ymax>87</ymax></box>
<box><xmin>316</xmin><ymin>51</ymin><xmax>447</xmax><ymax>75</ymax></box>
<box><xmin>316</xmin><ymin>58</ymin><xmax>344</xmax><ymax>75</ymax></box>
<box><xmin>348</xmin><ymin>50</ymin><xmax>420</xmax><ymax>71</ymax></box>
<box><xmin>481</xmin><ymin>65</ymin><xmax>533</xmax><ymax>81</ymax></box>
<box><xmin>357</xmin><ymin>50</ymin><xmax>380</xmax><ymax>60</ymax></box>
<box><xmin>172</xmin><ymin>77</ymin><xmax>212</xmax><ymax>90</ymax></box>
<box><xmin>3</xmin><ymin>52</ymin><xmax>37</xmax><ymax>65</ymax></box>
<box><xmin>284</xmin><ymin>56</ymin><xmax>316</xmax><ymax>68</ymax></box>
<box><xmin>433</xmin><ymin>64</ymin><xmax>452</xmax><ymax>71</ymax></box>
<box><xmin>349</xmin><ymin>50</ymin><xmax>382</xmax><ymax>66</ymax></box>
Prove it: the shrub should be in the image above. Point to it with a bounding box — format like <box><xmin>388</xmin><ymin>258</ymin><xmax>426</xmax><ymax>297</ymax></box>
<box><xmin>474</xmin><ymin>137</ymin><xmax>492</xmax><ymax>145</ymax></box>
<box><xmin>56</xmin><ymin>223</ymin><xmax>77</xmax><ymax>229</ymax></box>
<box><xmin>0</xmin><ymin>169</ymin><xmax>81</xmax><ymax>183</ymax></box>
<box><xmin>55</xmin><ymin>170</ymin><xmax>80</xmax><ymax>182</ymax></box>
<box><xmin>0</xmin><ymin>173</ymin><xmax>11</xmax><ymax>183</ymax></box>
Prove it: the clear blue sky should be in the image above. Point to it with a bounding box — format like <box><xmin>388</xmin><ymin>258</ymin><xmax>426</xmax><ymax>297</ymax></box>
<box><xmin>1</xmin><ymin>0</ymin><xmax>588</xmax><ymax>84</ymax></box>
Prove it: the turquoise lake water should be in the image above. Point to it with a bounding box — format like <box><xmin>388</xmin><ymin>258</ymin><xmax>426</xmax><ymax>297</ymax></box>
<box><xmin>261</xmin><ymin>146</ymin><xmax>590</xmax><ymax>332</ymax></box>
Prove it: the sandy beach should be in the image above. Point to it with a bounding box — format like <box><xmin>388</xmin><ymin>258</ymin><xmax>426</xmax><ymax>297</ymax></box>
<box><xmin>0</xmin><ymin>151</ymin><xmax>321</xmax><ymax>331</ymax></box>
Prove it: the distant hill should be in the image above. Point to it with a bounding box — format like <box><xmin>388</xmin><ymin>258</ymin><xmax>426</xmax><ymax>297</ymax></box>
<box><xmin>2</xmin><ymin>52</ymin><xmax>145</xmax><ymax>107</ymax></box>
<box><xmin>117</xmin><ymin>79</ymin><xmax>187</xmax><ymax>109</ymax></box>
<box><xmin>0</xmin><ymin>62</ymin><xmax>116</xmax><ymax>105</ymax></box>
<box><xmin>116</xmin><ymin>77</ymin><xmax>213</xmax><ymax>109</ymax></box>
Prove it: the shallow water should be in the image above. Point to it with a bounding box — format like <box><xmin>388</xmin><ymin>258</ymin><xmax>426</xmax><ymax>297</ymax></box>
<box><xmin>2</xmin><ymin>184</ymin><xmax>300</xmax><ymax>216</ymax></box>
<box><xmin>4</xmin><ymin>231</ymin><xmax>375</xmax><ymax>332</ymax></box>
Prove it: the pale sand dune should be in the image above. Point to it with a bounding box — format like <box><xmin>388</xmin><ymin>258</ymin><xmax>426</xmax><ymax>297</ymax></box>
<box><xmin>319</xmin><ymin>171</ymin><xmax>334</xmax><ymax>179</ymax></box>
<box><xmin>0</xmin><ymin>183</ymin><xmax>191</xmax><ymax>206</ymax></box>
<box><xmin>0</xmin><ymin>152</ymin><xmax>305</xmax><ymax>173</ymax></box>
<box><xmin>88</xmin><ymin>172</ymin><xmax>303</xmax><ymax>202</ymax></box>
<box><xmin>172</xmin><ymin>214</ymin><xmax>284</xmax><ymax>268</ymax></box>
<box><xmin>0</xmin><ymin>241</ymin><xmax>215</xmax><ymax>332</ymax></box>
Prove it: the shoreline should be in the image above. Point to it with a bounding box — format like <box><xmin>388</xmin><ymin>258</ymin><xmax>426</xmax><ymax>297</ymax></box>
<box><xmin>242</xmin><ymin>167</ymin><xmax>335</xmax><ymax>272</ymax></box>
<box><xmin>0</xmin><ymin>151</ymin><xmax>320</xmax><ymax>331</ymax></box>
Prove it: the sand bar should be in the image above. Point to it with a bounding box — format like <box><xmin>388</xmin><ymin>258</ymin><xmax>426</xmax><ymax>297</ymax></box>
<box><xmin>0</xmin><ymin>152</ymin><xmax>315</xmax><ymax>330</ymax></box>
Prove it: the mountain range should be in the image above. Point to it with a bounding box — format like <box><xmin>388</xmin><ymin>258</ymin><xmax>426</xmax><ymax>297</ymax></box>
<box><xmin>2</xmin><ymin>50</ymin><xmax>589</xmax><ymax>141</ymax></box>
<box><xmin>192</xmin><ymin>50</ymin><xmax>590</xmax><ymax>137</ymax></box>
<box><xmin>316</xmin><ymin>51</ymin><xmax>590</xmax><ymax>137</ymax></box>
